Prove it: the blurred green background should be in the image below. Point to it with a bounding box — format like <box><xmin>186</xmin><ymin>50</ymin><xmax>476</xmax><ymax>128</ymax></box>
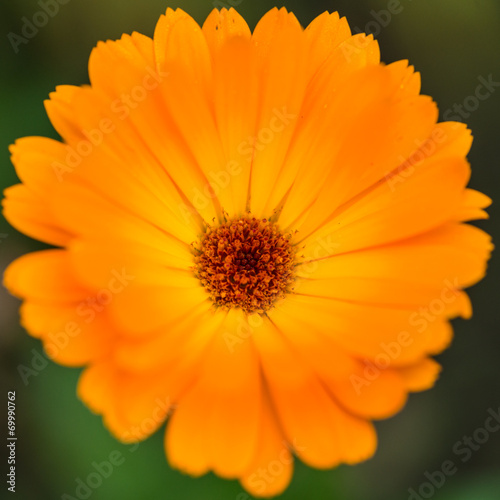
<box><xmin>1</xmin><ymin>0</ymin><xmax>499</xmax><ymax>499</ymax></box>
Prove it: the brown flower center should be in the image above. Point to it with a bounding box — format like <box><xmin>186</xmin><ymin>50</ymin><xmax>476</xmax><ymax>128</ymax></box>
<box><xmin>194</xmin><ymin>217</ymin><xmax>296</xmax><ymax>313</ymax></box>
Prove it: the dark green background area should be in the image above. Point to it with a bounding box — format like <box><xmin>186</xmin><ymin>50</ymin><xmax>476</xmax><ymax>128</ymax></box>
<box><xmin>1</xmin><ymin>1</ymin><xmax>499</xmax><ymax>499</ymax></box>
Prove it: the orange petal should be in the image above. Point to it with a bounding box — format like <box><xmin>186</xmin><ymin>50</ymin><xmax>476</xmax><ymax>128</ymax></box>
<box><xmin>329</xmin><ymin>368</ymin><xmax>407</xmax><ymax>420</ymax></box>
<box><xmin>398</xmin><ymin>358</ymin><xmax>442</xmax><ymax>392</ymax></box>
<box><xmin>202</xmin><ymin>8</ymin><xmax>251</xmax><ymax>56</ymax></box>
<box><xmin>455</xmin><ymin>188</ymin><xmax>492</xmax><ymax>222</ymax></box>
<box><xmin>211</xmin><ymin>35</ymin><xmax>258</xmax><ymax>215</ymax></box>
<box><xmin>113</xmin><ymin>303</ymin><xmax>224</xmax><ymax>371</ymax></box>
<box><xmin>79</xmin><ymin>362</ymin><xmax>177</xmax><ymax>443</ymax></box>
<box><xmin>271</xmin><ymin>295</ymin><xmax>458</xmax><ymax>365</ymax></box>
<box><xmin>253</xmin><ymin>317</ymin><xmax>377</xmax><ymax>468</ymax></box>
<box><xmin>20</xmin><ymin>302</ymin><xmax>115</xmax><ymax>366</ymax></box>
<box><xmin>201</xmin><ymin>309</ymin><xmax>261</xmax><ymax>478</ymax></box>
<box><xmin>303</xmin><ymin>11</ymin><xmax>352</xmax><ymax>79</ymax></box>
<box><xmin>108</xmin><ymin>282</ymin><xmax>209</xmax><ymax>337</ymax></box>
<box><xmin>3</xmin><ymin>185</ymin><xmax>72</xmax><ymax>247</ymax></box>
<box><xmin>4</xmin><ymin>250</ymin><xmax>86</xmax><ymax>302</ymax></box>
<box><xmin>167</xmin><ymin>309</ymin><xmax>261</xmax><ymax>478</ymax></box>
<box><xmin>240</xmin><ymin>390</ymin><xmax>293</xmax><ymax>498</ymax></box>
<box><xmin>296</xmin><ymin>222</ymin><xmax>493</xmax><ymax>292</ymax></box>
<box><xmin>49</xmin><ymin>181</ymin><xmax>191</xmax><ymax>260</ymax></box>
<box><xmin>299</xmin><ymin>156</ymin><xmax>470</xmax><ymax>256</ymax></box>
<box><xmin>248</xmin><ymin>8</ymin><xmax>309</xmax><ymax>217</ymax></box>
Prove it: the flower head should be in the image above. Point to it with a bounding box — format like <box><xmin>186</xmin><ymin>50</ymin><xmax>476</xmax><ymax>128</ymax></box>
<box><xmin>3</xmin><ymin>7</ymin><xmax>493</xmax><ymax>497</ymax></box>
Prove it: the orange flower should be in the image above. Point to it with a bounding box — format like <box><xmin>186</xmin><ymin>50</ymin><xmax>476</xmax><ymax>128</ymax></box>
<box><xmin>3</xmin><ymin>7</ymin><xmax>493</xmax><ymax>497</ymax></box>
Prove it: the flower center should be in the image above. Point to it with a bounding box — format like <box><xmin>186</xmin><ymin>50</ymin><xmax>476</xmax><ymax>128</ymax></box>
<box><xmin>194</xmin><ymin>217</ymin><xmax>296</xmax><ymax>313</ymax></box>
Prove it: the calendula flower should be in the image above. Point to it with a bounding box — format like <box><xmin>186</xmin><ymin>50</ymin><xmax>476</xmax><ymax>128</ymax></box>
<box><xmin>3</xmin><ymin>6</ymin><xmax>493</xmax><ymax>497</ymax></box>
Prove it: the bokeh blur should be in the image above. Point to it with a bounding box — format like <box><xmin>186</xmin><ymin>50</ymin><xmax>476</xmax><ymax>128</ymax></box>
<box><xmin>1</xmin><ymin>1</ymin><xmax>499</xmax><ymax>499</ymax></box>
